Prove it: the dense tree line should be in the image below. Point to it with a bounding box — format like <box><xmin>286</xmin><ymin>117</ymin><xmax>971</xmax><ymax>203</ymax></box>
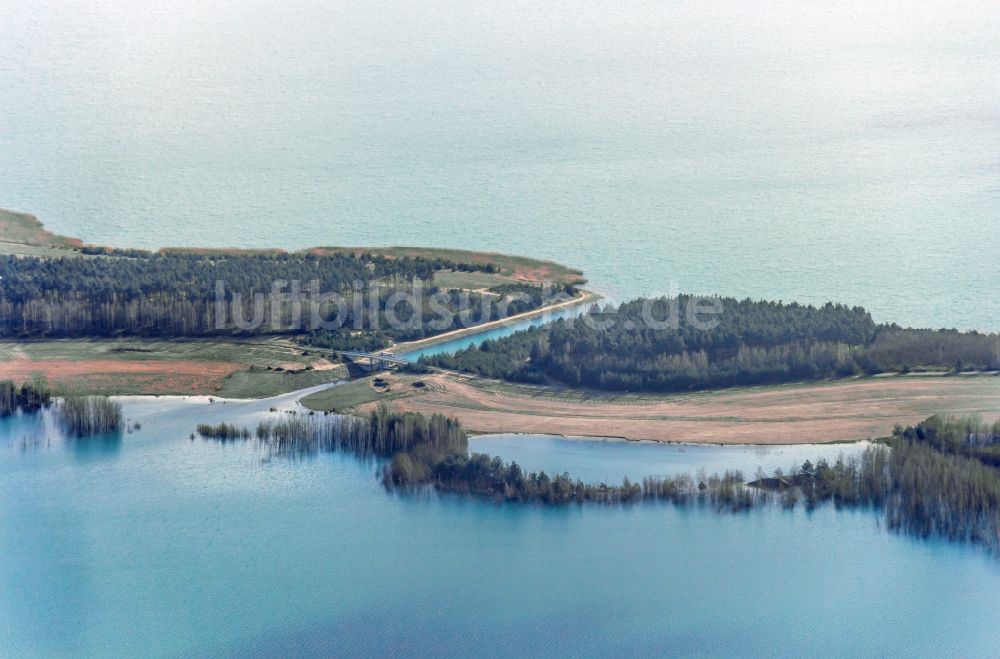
<box><xmin>299</xmin><ymin>283</ymin><xmax>553</xmax><ymax>349</ymax></box>
<box><xmin>879</xmin><ymin>438</ymin><xmax>1000</xmax><ymax>547</ymax></box>
<box><xmin>0</xmin><ymin>251</ymin><xmax>506</xmax><ymax>337</ymax></box>
<box><xmin>415</xmin><ymin>453</ymin><xmax>760</xmax><ymax>509</ymax></box>
<box><xmin>892</xmin><ymin>414</ymin><xmax>1000</xmax><ymax>470</ymax></box>
<box><xmin>0</xmin><ymin>377</ymin><xmax>52</xmax><ymax>415</ymax></box>
<box><xmin>301</xmin><ymin>329</ymin><xmax>395</xmax><ymax>352</ymax></box>
<box><xmin>864</xmin><ymin>326</ymin><xmax>1000</xmax><ymax>374</ymax></box>
<box><xmin>764</xmin><ymin>416</ymin><xmax>1000</xmax><ymax>551</ymax></box>
<box><xmin>422</xmin><ymin>296</ymin><xmax>1000</xmax><ymax>392</ymax></box>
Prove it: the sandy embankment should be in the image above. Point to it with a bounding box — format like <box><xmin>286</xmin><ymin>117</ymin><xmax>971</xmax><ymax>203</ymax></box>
<box><xmin>355</xmin><ymin>373</ymin><xmax>1000</xmax><ymax>444</ymax></box>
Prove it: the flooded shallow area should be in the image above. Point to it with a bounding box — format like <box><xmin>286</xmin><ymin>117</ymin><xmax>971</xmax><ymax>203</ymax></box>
<box><xmin>3</xmin><ymin>394</ymin><xmax>1000</xmax><ymax>657</ymax></box>
<box><xmin>468</xmin><ymin>434</ymin><xmax>872</xmax><ymax>484</ymax></box>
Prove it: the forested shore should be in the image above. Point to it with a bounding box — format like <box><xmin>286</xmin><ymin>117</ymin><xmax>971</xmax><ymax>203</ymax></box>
<box><xmin>301</xmin><ymin>283</ymin><xmax>563</xmax><ymax>350</ymax></box>
<box><xmin>0</xmin><ymin>250</ymin><xmax>560</xmax><ymax>346</ymax></box>
<box><xmin>422</xmin><ymin>296</ymin><xmax>1000</xmax><ymax>392</ymax></box>
<box><xmin>8</xmin><ymin>237</ymin><xmax>997</xmax><ymax>399</ymax></box>
<box><xmin>195</xmin><ymin>404</ymin><xmax>1000</xmax><ymax>553</ymax></box>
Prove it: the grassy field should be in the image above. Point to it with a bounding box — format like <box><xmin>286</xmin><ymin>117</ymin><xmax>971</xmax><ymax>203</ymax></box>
<box><xmin>216</xmin><ymin>366</ymin><xmax>345</xmax><ymax>398</ymax></box>
<box><xmin>0</xmin><ymin>338</ymin><xmax>346</xmax><ymax>397</ymax></box>
<box><xmin>0</xmin><ymin>338</ymin><xmax>335</xmax><ymax>365</ymax></box>
<box><xmin>0</xmin><ymin>241</ymin><xmax>85</xmax><ymax>257</ymax></box>
<box><xmin>299</xmin><ymin>372</ymin><xmax>432</xmax><ymax>411</ymax></box>
<box><xmin>431</xmin><ymin>269</ymin><xmax>518</xmax><ymax>290</ymax></box>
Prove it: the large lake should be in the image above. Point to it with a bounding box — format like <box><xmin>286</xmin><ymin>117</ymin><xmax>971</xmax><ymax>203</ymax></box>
<box><xmin>2</xmin><ymin>0</ymin><xmax>999</xmax><ymax>329</ymax></box>
<box><xmin>3</xmin><ymin>394</ymin><xmax>1000</xmax><ymax>657</ymax></box>
<box><xmin>3</xmin><ymin>1</ymin><xmax>1000</xmax><ymax>655</ymax></box>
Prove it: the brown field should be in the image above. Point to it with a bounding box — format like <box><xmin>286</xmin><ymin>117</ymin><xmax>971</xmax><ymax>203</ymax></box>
<box><xmin>0</xmin><ymin>339</ymin><xmax>347</xmax><ymax>397</ymax></box>
<box><xmin>343</xmin><ymin>372</ymin><xmax>1000</xmax><ymax>444</ymax></box>
<box><xmin>0</xmin><ymin>358</ymin><xmax>243</xmax><ymax>395</ymax></box>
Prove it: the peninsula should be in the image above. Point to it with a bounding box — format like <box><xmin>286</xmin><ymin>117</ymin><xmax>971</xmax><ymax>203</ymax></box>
<box><xmin>1</xmin><ymin>207</ymin><xmax>998</xmax><ymax>445</ymax></box>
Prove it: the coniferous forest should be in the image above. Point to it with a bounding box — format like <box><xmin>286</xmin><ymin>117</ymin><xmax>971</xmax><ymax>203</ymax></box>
<box><xmin>422</xmin><ymin>296</ymin><xmax>1000</xmax><ymax>392</ymax></box>
<box><xmin>4</xmin><ymin>250</ymin><xmax>998</xmax><ymax>399</ymax></box>
<box><xmin>0</xmin><ymin>251</ymin><xmax>549</xmax><ymax>341</ymax></box>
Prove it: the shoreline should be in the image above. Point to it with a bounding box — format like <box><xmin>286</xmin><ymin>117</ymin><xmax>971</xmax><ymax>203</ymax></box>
<box><xmin>0</xmin><ymin>206</ymin><xmax>596</xmax><ymax>398</ymax></box>
<box><xmin>465</xmin><ymin>430</ymin><xmax>880</xmax><ymax>447</ymax></box>
<box><xmin>6</xmin><ymin>207</ymin><xmax>999</xmax><ymax>446</ymax></box>
<box><xmin>391</xmin><ymin>288</ymin><xmax>600</xmax><ymax>354</ymax></box>
<box><xmin>107</xmin><ymin>384</ymin><xmax>884</xmax><ymax>449</ymax></box>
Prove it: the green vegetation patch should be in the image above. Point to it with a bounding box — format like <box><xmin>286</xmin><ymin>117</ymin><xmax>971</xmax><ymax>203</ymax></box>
<box><xmin>431</xmin><ymin>269</ymin><xmax>518</xmax><ymax>291</ymax></box>
<box><xmin>216</xmin><ymin>366</ymin><xmax>346</xmax><ymax>399</ymax></box>
<box><xmin>300</xmin><ymin>373</ymin><xmax>428</xmax><ymax>412</ymax></box>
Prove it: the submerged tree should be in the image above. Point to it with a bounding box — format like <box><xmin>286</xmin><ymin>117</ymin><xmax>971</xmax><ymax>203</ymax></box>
<box><xmin>0</xmin><ymin>376</ymin><xmax>52</xmax><ymax>416</ymax></box>
<box><xmin>58</xmin><ymin>395</ymin><xmax>123</xmax><ymax>437</ymax></box>
<box><xmin>250</xmin><ymin>404</ymin><xmax>467</xmax><ymax>462</ymax></box>
<box><xmin>194</xmin><ymin>405</ymin><xmax>1000</xmax><ymax>554</ymax></box>
<box><xmin>196</xmin><ymin>423</ymin><xmax>251</xmax><ymax>441</ymax></box>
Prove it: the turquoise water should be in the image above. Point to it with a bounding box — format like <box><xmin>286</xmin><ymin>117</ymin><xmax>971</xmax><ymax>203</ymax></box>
<box><xmin>2</xmin><ymin>0</ymin><xmax>1000</xmax><ymax>329</ymax></box>
<box><xmin>469</xmin><ymin>435</ymin><xmax>873</xmax><ymax>484</ymax></box>
<box><xmin>399</xmin><ymin>305</ymin><xmax>587</xmax><ymax>361</ymax></box>
<box><xmin>3</xmin><ymin>396</ymin><xmax>1000</xmax><ymax>657</ymax></box>
<box><xmin>4</xmin><ymin>1</ymin><xmax>1000</xmax><ymax>654</ymax></box>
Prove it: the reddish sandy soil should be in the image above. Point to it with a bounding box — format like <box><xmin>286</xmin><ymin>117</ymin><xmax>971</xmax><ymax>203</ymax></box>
<box><xmin>509</xmin><ymin>264</ymin><xmax>557</xmax><ymax>283</ymax></box>
<box><xmin>358</xmin><ymin>374</ymin><xmax>1000</xmax><ymax>444</ymax></box>
<box><xmin>0</xmin><ymin>359</ymin><xmax>243</xmax><ymax>394</ymax></box>
<box><xmin>0</xmin><ymin>211</ymin><xmax>83</xmax><ymax>248</ymax></box>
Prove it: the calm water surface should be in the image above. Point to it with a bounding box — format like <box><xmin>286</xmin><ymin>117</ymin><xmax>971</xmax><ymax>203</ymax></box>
<box><xmin>3</xmin><ymin>1</ymin><xmax>1000</xmax><ymax>655</ymax></box>
<box><xmin>2</xmin><ymin>393</ymin><xmax>1000</xmax><ymax>657</ymax></box>
<box><xmin>469</xmin><ymin>435</ymin><xmax>872</xmax><ymax>484</ymax></box>
<box><xmin>399</xmin><ymin>304</ymin><xmax>586</xmax><ymax>362</ymax></box>
<box><xmin>2</xmin><ymin>0</ymin><xmax>1000</xmax><ymax>328</ymax></box>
